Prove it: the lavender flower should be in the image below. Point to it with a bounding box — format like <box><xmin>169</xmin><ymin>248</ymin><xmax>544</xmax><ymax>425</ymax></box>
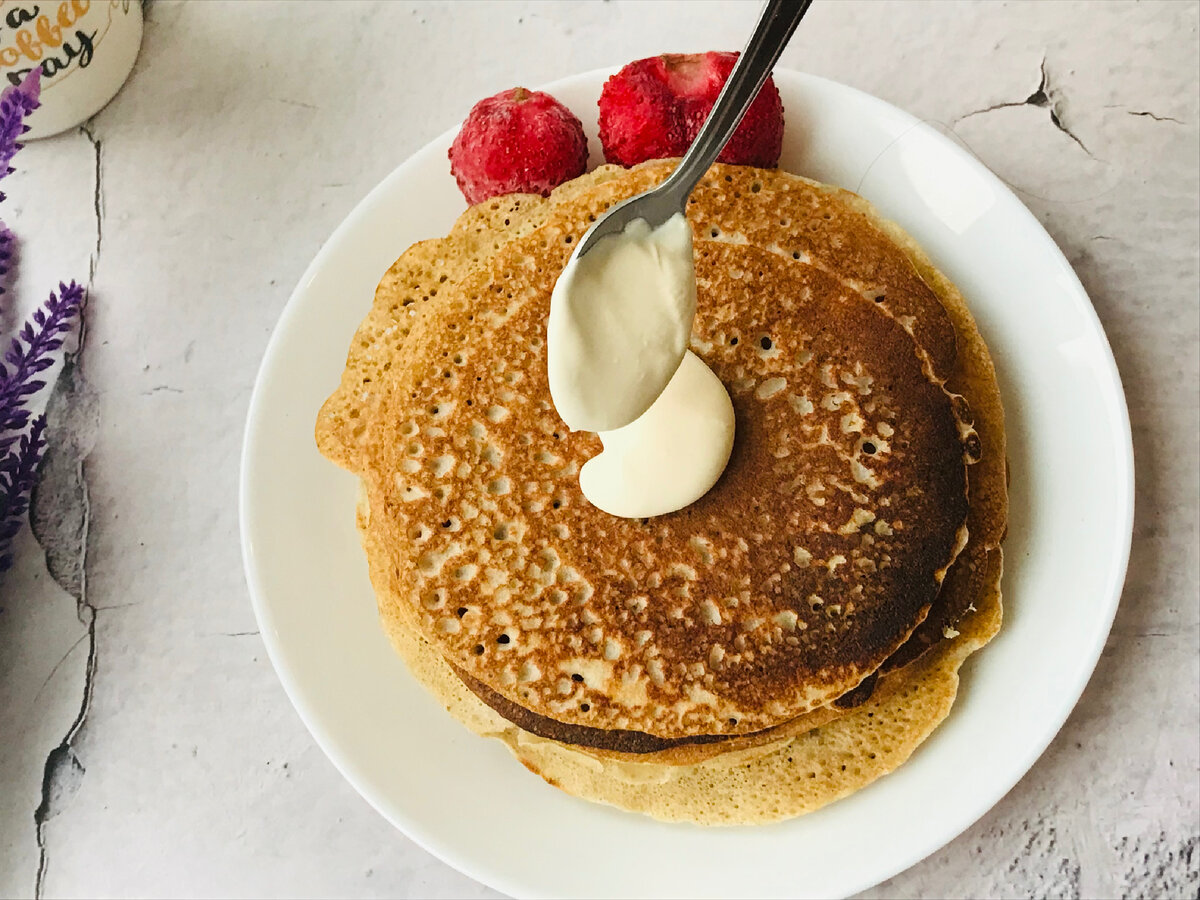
<box><xmin>0</xmin><ymin>281</ymin><xmax>83</xmax><ymax>442</ymax></box>
<box><xmin>0</xmin><ymin>65</ymin><xmax>79</xmax><ymax>576</ymax></box>
<box><xmin>0</xmin><ymin>283</ymin><xmax>82</xmax><ymax>566</ymax></box>
<box><xmin>0</xmin><ymin>414</ymin><xmax>46</xmax><ymax>571</ymax></box>
<box><xmin>0</xmin><ymin>67</ymin><xmax>40</xmax><ymax>195</ymax></box>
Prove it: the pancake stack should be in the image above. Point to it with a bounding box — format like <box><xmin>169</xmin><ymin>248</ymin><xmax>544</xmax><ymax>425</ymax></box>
<box><xmin>316</xmin><ymin>161</ymin><xmax>1007</xmax><ymax>824</ymax></box>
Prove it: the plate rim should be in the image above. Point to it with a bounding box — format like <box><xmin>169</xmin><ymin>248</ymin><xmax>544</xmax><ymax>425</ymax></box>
<box><xmin>239</xmin><ymin>66</ymin><xmax>1134</xmax><ymax>899</ymax></box>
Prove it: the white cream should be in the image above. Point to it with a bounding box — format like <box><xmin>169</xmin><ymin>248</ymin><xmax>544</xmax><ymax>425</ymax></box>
<box><xmin>548</xmin><ymin>214</ymin><xmax>696</xmax><ymax>433</ymax></box>
<box><xmin>547</xmin><ymin>213</ymin><xmax>737</xmax><ymax>519</ymax></box>
<box><xmin>579</xmin><ymin>351</ymin><xmax>735</xmax><ymax>519</ymax></box>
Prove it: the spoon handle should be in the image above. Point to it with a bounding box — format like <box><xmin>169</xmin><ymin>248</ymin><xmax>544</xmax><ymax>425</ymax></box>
<box><xmin>664</xmin><ymin>0</ymin><xmax>812</xmax><ymax>197</ymax></box>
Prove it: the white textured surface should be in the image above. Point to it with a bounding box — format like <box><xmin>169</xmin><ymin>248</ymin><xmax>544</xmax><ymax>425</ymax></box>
<box><xmin>0</xmin><ymin>2</ymin><xmax>1195</xmax><ymax>897</ymax></box>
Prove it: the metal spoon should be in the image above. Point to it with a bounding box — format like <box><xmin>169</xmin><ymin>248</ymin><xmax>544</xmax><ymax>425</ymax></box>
<box><xmin>570</xmin><ymin>0</ymin><xmax>813</xmax><ymax>261</ymax></box>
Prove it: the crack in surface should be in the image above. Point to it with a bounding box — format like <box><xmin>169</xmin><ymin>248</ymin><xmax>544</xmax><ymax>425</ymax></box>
<box><xmin>954</xmin><ymin>54</ymin><xmax>1093</xmax><ymax>156</ymax></box>
<box><xmin>275</xmin><ymin>97</ymin><xmax>317</xmax><ymax>110</ymax></box>
<box><xmin>1127</xmin><ymin>109</ymin><xmax>1183</xmax><ymax>124</ymax></box>
<box><xmin>31</xmin><ymin>633</ymin><xmax>89</xmax><ymax>704</ymax></box>
<box><xmin>30</xmin><ymin>122</ymin><xmax>103</xmax><ymax>900</ymax></box>
<box><xmin>1048</xmin><ymin>106</ymin><xmax>1091</xmax><ymax>156</ymax></box>
<box><xmin>82</xmin><ymin>124</ymin><xmax>102</xmax><ymax>275</ymax></box>
<box><xmin>954</xmin><ymin>99</ymin><xmax>1028</xmax><ymax>120</ymax></box>
<box><xmin>33</xmin><ymin>615</ymin><xmax>93</xmax><ymax>897</ymax></box>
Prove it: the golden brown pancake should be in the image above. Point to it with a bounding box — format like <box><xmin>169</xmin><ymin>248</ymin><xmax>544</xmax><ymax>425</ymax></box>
<box><xmin>444</xmin><ymin>233</ymin><xmax>1007</xmax><ymax>765</ymax></box>
<box><xmin>359</xmin><ymin>211</ymin><xmax>972</xmax><ymax>741</ymax></box>
<box><xmin>316</xmin><ymin>161</ymin><xmax>1007</xmax><ymax>819</ymax></box>
<box><xmin>493</xmin><ymin>222</ymin><xmax>1006</xmax><ymax>818</ymax></box>
<box><xmin>419</xmin><ymin>167</ymin><xmax>1007</xmax><ymax>760</ymax></box>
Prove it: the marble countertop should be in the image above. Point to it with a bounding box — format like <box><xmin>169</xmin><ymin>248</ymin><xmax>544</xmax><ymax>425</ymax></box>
<box><xmin>1</xmin><ymin>2</ymin><xmax>1196</xmax><ymax>897</ymax></box>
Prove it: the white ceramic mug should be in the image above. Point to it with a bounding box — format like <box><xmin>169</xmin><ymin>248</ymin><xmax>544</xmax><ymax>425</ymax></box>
<box><xmin>0</xmin><ymin>0</ymin><xmax>143</xmax><ymax>139</ymax></box>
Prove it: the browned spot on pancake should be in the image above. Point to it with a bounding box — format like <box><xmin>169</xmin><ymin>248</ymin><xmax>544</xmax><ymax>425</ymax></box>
<box><xmin>832</xmin><ymin>671</ymin><xmax>879</xmax><ymax>709</ymax></box>
<box><xmin>453</xmin><ymin>664</ymin><xmax>736</xmax><ymax>754</ymax></box>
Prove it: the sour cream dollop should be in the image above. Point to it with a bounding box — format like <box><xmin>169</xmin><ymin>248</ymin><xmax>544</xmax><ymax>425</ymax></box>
<box><xmin>547</xmin><ymin>213</ymin><xmax>735</xmax><ymax>518</ymax></box>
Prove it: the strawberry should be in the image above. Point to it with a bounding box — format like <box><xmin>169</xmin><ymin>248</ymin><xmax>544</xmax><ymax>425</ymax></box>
<box><xmin>449</xmin><ymin>87</ymin><xmax>589</xmax><ymax>205</ymax></box>
<box><xmin>598</xmin><ymin>52</ymin><xmax>784</xmax><ymax>168</ymax></box>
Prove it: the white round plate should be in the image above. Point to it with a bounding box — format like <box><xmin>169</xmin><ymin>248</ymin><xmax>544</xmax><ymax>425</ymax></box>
<box><xmin>240</xmin><ymin>69</ymin><xmax>1133</xmax><ymax>899</ymax></box>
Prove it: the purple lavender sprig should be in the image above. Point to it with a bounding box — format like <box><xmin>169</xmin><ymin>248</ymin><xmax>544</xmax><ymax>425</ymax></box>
<box><xmin>0</xmin><ymin>66</ymin><xmax>64</xmax><ymax>578</ymax></box>
<box><xmin>0</xmin><ymin>67</ymin><xmax>40</xmax><ymax>200</ymax></box>
<box><xmin>0</xmin><ymin>282</ymin><xmax>83</xmax><ymax>457</ymax></box>
<box><xmin>0</xmin><ymin>413</ymin><xmax>46</xmax><ymax>571</ymax></box>
<box><xmin>0</xmin><ymin>413</ymin><xmax>45</xmax><ymax>568</ymax></box>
